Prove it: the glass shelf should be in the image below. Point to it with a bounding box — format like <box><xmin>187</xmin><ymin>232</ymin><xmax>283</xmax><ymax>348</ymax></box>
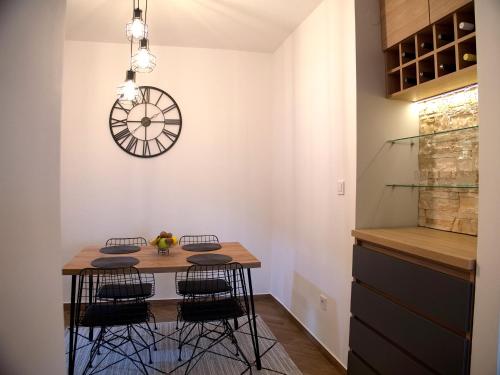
<box><xmin>386</xmin><ymin>184</ymin><xmax>478</xmax><ymax>189</ymax></box>
<box><xmin>388</xmin><ymin>125</ymin><xmax>478</xmax><ymax>144</ymax></box>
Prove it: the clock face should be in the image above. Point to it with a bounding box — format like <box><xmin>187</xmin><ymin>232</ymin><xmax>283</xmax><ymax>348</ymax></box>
<box><xmin>109</xmin><ymin>86</ymin><xmax>182</xmax><ymax>158</ymax></box>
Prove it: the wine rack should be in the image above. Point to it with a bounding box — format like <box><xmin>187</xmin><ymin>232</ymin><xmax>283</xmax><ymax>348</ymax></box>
<box><xmin>385</xmin><ymin>2</ymin><xmax>476</xmax><ymax>101</ymax></box>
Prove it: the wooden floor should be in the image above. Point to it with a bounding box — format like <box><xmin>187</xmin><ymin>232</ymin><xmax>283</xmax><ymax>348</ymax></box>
<box><xmin>64</xmin><ymin>294</ymin><xmax>345</xmax><ymax>375</ymax></box>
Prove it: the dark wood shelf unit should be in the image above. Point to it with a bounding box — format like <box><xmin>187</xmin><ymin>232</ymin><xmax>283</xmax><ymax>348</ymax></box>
<box><xmin>437</xmin><ymin>46</ymin><xmax>457</xmax><ymax>77</ymax></box>
<box><xmin>402</xmin><ymin>64</ymin><xmax>417</xmax><ymax>89</ymax></box>
<box><xmin>418</xmin><ymin>55</ymin><xmax>436</xmax><ymax>83</ymax></box>
<box><xmin>458</xmin><ymin>36</ymin><xmax>477</xmax><ymax>69</ymax></box>
<box><xmin>416</xmin><ymin>25</ymin><xmax>434</xmax><ymax>57</ymax></box>
<box><xmin>384</xmin><ymin>2</ymin><xmax>476</xmax><ymax>102</ymax></box>
<box><xmin>456</xmin><ymin>2</ymin><xmax>475</xmax><ymax>39</ymax></box>
<box><xmin>435</xmin><ymin>15</ymin><xmax>456</xmax><ymax>48</ymax></box>
<box><xmin>387</xmin><ymin>70</ymin><xmax>401</xmax><ymax>95</ymax></box>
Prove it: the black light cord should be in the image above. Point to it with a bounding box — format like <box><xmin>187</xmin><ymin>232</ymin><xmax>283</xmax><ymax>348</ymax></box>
<box><xmin>130</xmin><ymin>35</ymin><xmax>133</xmax><ymax>69</ymax></box>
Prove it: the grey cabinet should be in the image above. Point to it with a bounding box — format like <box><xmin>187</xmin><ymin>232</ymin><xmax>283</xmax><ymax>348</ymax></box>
<box><xmin>348</xmin><ymin>244</ymin><xmax>474</xmax><ymax>374</ymax></box>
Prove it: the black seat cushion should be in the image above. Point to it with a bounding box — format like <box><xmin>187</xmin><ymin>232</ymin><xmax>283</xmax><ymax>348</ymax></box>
<box><xmin>180</xmin><ymin>298</ymin><xmax>244</xmax><ymax>322</ymax></box>
<box><xmin>177</xmin><ymin>279</ymin><xmax>231</xmax><ymax>295</ymax></box>
<box><xmin>96</xmin><ymin>283</ymin><xmax>153</xmax><ymax>299</ymax></box>
<box><xmin>80</xmin><ymin>302</ymin><xmax>149</xmax><ymax>327</ymax></box>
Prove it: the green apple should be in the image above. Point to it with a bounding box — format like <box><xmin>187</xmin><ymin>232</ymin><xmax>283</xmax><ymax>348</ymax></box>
<box><xmin>158</xmin><ymin>237</ymin><xmax>168</xmax><ymax>249</ymax></box>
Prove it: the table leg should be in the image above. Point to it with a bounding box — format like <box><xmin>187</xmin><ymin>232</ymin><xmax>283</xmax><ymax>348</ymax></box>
<box><xmin>88</xmin><ymin>275</ymin><xmax>93</xmax><ymax>341</ymax></box>
<box><xmin>233</xmin><ymin>269</ymin><xmax>239</xmax><ymax>329</ymax></box>
<box><xmin>68</xmin><ymin>275</ymin><xmax>76</xmax><ymax>375</ymax></box>
<box><xmin>247</xmin><ymin>268</ymin><xmax>262</xmax><ymax>370</ymax></box>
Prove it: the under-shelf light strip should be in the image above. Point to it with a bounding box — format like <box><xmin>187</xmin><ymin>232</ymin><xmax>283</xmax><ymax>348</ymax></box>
<box><xmin>416</xmin><ymin>84</ymin><xmax>478</xmax><ymax>114</ymax></box>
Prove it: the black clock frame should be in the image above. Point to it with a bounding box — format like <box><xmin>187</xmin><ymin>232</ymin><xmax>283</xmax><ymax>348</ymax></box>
<box><xmin>109</xmin><ymin>86</ymin><xmax>182</xmax><ymax>158</ymax></box>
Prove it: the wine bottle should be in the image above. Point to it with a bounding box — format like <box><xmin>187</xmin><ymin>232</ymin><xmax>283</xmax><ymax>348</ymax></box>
<box><xmin>420</xmin><ymin>41</ymin><xmax>433</xmax><ymax>51</ymax></box>
<box><xmin>419</xmin><ymin>71</ymin><xmax>434</xmax><ymax>80</ymax></box>
<box><xmin>437</xmin><ymin>33</ymin><xmax>453</xmax><ymax>42</ymax></box>
<box><xmin>439</xmin><ymin>63</ymin><xmax>456</xmax><ymax>72</ymax></box>
<box><xmin>401</xmin><ymin>51</ymin><xmax>416</xmax><ymax>60</ymax></box>
<box><xmin>404</xmin><ymin>76</ymin><xmax>417</xmax><ymax>85</ymax></box>
<box><xmin>459</xmin><ymin>21</ymin><xmax>475</xmax><ymax>31</ymax></box>
<box><xmin>463</xmin><ymin>53</ymin><xmax>477</xmax><ymax>62</ymax></box>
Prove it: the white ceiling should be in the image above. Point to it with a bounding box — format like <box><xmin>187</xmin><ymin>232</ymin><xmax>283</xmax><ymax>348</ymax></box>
<box><xmin>65</xmin><ymin>0</ymin><xmax>324</xmax><ymax>52</ymax></box>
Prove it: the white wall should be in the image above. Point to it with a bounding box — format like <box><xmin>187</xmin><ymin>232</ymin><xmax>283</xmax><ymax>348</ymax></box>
<box><xmin>0</xmin><ymin>1</ymin><xmax>66</xmax><ymax>374</ymax></box>
<box><xmin>355</xmin><ymin>0</ymin><xmax>419</xmax><ymax>230</ymax></box>
<box><xmin>471</xmin><ymin>0</ymin><xmax>500</xmax><ymax>373</ymax></box>
<box><xmin>61</xmin><ymin>41</ymin><xmax>273</xmax><ymax>300</ymax></box>
<box><xmin>270</xmin><ymin>0</ymin><xmax>357</xmax><ymax>367</ymax></box>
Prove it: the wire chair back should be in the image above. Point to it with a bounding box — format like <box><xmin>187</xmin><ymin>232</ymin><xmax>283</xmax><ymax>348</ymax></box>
<box><xmin>104</xmin><ymin>237</ymin><xmax>154</xmax><ymax>297</ymax></box>
<box><xmin>105</xmin><ymin>237</ymin><xmax>148</xmax><ymax>246</ymax></box>
<box><xmin>76</xmin><ymin>267</ymin><xmax>150</xmax><ymax>328</ymax></box>
<box><xmin>178</xmin><ymin>235</ymin><xmax>220</xmax><ymax>245</ymax></box>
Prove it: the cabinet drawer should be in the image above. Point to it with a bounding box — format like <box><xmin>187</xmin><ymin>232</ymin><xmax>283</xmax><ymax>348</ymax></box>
<box><xmin>347</xmin><ymin>351</ymin><xmax>377</xmax><ymax>375</ymax></box>
<box><xmin>353</xmin><ymin>244</ymin><xmax>473</xmax><ymax>332</ymax></box>
<box><xmin>349</xmin><ymin>317</ymin><xmax>434</xmax><ymax>375</ymax></box>
<box><xmin>351</xmin><ymin>282</ymin><xmax>469</xmax><ymax>374</ymax></box>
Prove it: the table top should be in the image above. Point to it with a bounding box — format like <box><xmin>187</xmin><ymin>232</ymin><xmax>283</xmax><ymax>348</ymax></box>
<box><xmin>62</xmin><ymin>242</ymin><xmax>261</xmax><ymax>276</ymax></box>
<box><xmin>352</xmin><ymin>227</ymin><xmax>477</xmax><ymax>271</ymax></box>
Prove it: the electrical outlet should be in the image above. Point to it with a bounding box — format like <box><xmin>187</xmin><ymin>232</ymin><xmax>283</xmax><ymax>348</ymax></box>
<box><xmin>320</xmin><ymin>294</ymin><xmax>328</xmax><ymax>311</ymax></box>
<box><xmin>337</xmin><ymin>180</ymin><xmax>345</xmax><ymax>195</ymax></box>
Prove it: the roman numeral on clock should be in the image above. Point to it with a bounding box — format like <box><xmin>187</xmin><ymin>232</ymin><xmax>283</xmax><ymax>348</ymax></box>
<box><xmin>110</xmin><ymin>118</ymin><xmax>127</xmax><ymax>127</ymax></box>
<box><xmin>126</xmin><ymin>137</ymin><xmax>138</xmax><ymax>153</ymax></box>
<box><xmin>143</xmin><ymin>140</ymin><xmax>151</xmax><ymax>156</ymax></box>
<box><xmin>155</xmin><ymin>138</ymin><xmax>166</xmax><ymax>152</ymax></box>
<box><xmin>113</xmin><ymin>101</ymin><xmax>130</xmax><ymax>115</ymax></box>
<box><xmin>140</xmin><ymin>87</ymin><xmax>150</xmax><ymax>104</ymax></box>
<box><xmin>162</xmin><ymin>129</ymin><xmax>178</xmax><ymax>142</ymax></box>
<box><xmin>154</xmin><ymin>92</ymin><xmax>164</xmax><ymax>106</ymax></box>
<box><xmin>164</xmin><ymin>119</ymin><xmax>181</xmax><ymax>125</ymax></box>
<box><xmin>162</xmin><ymin>104</ymin><xmax>177</xmax><ymax>115</ymax></box>
<box><xmin>114</xmin><ymin>128</ymin><xmax>131</xmax><ymax>144</ymax></box>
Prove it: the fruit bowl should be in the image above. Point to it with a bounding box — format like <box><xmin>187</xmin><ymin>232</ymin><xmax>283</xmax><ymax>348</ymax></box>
<box><xmin>157</xmin><ymin>246</ymin><xmax>170</xmax><ymax>256</ymax></box>
<box><xmin>150</xmin><ymin>231</ymin><xmax>177</xmax><ymax>256</ymax></box>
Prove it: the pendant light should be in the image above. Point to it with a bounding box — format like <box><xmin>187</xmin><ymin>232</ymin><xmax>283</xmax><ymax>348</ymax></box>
<box><xmin>117</xmin><ymin>40</ymin><xmax>140</xmax><ymax>104</ymax></box>
<box><xmin>132</xmin><ymin>38</ymin><xmax>156</xmax><ymax>73</ymax></box>
<box><xmin>117</xmin><ymin>69</ymin><xmax>139</xmax><ymax>103</ymax></box>
<box><xmin>126</xmin><ymin>2</ymin><xmax>148</xmax><ymax>41</ymax></box>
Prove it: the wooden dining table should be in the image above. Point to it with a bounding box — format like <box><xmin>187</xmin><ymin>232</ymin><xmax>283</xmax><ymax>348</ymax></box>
<box><xmin>62</xmin><ymin>242</ymin><xmax>262</xmax><ymax>375</ymax></box>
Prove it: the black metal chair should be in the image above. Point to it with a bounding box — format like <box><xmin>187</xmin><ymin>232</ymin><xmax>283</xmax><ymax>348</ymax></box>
<box><xmin>175</xmin><ymin>263</ymin><xmax>254</xmax><ymax>375</ymax></box>
<box><xmin>175</xmin><ymin>235</ymin><xmax>228</xmax><ymax>327</ymax></box>
<box><xmin>73</xmin><ymin>267</ymin><xmax>156</xmax><ymax>375</ymax></box>
<box><xmin>105</xmin><ymin>237</ymin><xmax>157</xmax><ymax>324</ymax></box>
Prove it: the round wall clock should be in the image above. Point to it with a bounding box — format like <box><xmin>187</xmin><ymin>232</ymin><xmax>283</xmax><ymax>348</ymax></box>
<box><xmin>109</xmin><ymin>86</ymin><xmax>182</xmax><ymax>158</ymax></box>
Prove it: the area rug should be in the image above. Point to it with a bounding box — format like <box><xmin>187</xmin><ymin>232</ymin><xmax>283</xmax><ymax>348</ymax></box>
<box><xmin>66</xmin><ymin>316</ymin><xmax>302</xmax><ymax>374</ymax></box>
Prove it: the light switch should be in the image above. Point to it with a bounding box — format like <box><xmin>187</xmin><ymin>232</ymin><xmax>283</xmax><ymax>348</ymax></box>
<box><xmin>337</xmin><ymin>180</ymin><xmax>345</xmax><ymax>195</ymax></box>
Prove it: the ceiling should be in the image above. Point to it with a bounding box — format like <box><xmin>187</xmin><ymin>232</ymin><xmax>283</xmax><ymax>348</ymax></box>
<box><xmin>65</xmin><ymin>0</ymin><xmax>323</xmax><ymax>52</ymax></box>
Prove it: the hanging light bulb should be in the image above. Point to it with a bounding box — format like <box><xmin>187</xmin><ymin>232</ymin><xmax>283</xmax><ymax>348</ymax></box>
<box><xmin>117</xmin><ymin>70</ymin><xmax>139</xmax><ymax>104</ymax></box>
<box><xmin>126</xmin><ymin>8</ymin><xmax>148</xmax><ymax>41</ymax></box>
<box><xmin>132</xmin><ymin>38</ymin><xmax>156</xmax><ymax>73</ymax></box>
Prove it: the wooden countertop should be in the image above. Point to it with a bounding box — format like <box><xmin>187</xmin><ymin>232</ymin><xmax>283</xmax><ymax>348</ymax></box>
<box><xmin>352</xmin><ymin>227</ymin><xmax>477</xmax><ymax>271</ymax></box>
